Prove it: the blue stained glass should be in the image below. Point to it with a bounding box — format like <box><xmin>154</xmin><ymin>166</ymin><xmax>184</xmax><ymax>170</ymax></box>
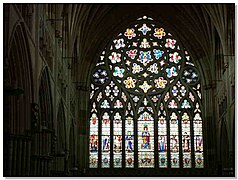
<box><xmin>113</xmin><ymin>66</ymin><xmax>125</xmax><ymax>78</ymax></box>
<box><xmin>153</xmin><ymin>49</ymin><xmax>164</xmax><ymax>59</ymax></box>
<box><xmin>166</xmin><ymin>66</ymin><xmax>178</xmax><ymax>78</ymax></box>
<box><xmin>138</xmin><ymin>51</ymin><xmax>152</xmax><ymax>66</ymax></box>
<box><xmin>138</xmin><ymin>24</ymin><xmax>151</xmax><ymax>35</ymax></box>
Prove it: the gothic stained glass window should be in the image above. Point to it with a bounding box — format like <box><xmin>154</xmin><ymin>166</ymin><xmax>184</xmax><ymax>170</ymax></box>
<box><xmin>89</xmin><ymin>16</ymin><xmax>204</xmax><ymax>169</ymax></box>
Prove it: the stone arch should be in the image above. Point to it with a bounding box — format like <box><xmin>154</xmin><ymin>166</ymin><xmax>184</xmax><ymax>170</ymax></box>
<box><xmin>4</xmin><ymin>22</ymin><xmax>33</xmax><ymax>134</ymax></box>
<box><xmin>39</xmin><ymin>66</ymin><xmax>53</xmax><ymax>129</ymax></box>
<box><xmin>4</xmin><ymin>22</ymin><xmax>33</xmax><ymax>176</ymax></box>
<box><xmin>53</xmin><ymin>99</ymin><xmax>67</xmax><ymax>175</ymax></box>
<box><xmin>31</xmin><ymin>66</ymin><xmax>54</xmax><ymax>176</ymax></box>
<box><xmin>56</xmin><ymin>99</ymin><xmax>66</xmax><ymax>155</ymax></box>
<box><xmin>87</xmin><ymin>15</ymin><xmax>206</xmax><ymax>175</ymax></box>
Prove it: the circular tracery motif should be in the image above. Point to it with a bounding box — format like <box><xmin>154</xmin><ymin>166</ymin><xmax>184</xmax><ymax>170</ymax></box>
<box><xmin>92</xmin><ymin>68</ymin><xmax>109</xmax><ymax>84</ymax></box>
<box><xmin>106</xmin><ymin>22</ymin><xmax>185</xmax><ymax>95</ymax></box>
<box><xmin>181</xmin><ymin>67</ymin><xmax>199</xmax><ymax>84</ymax></box>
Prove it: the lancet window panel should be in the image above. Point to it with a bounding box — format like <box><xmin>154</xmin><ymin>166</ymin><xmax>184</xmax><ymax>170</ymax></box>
<box><xmin>89</xmin><ymin>16</ymin><xmax>204</xmax><ymax>169</ymax></box>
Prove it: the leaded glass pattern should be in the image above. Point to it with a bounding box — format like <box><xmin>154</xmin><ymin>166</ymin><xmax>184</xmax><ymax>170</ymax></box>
<box><xmin>89</xmin><ymin>16</ymin><xmax>204</xmax><ymax>169</ymax></box>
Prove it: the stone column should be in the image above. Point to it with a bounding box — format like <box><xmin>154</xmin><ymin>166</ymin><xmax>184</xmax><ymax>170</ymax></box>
<box><xmin>77</xmin><ymin>86</ymin><xmax>89</xmax><ymax>174</ymax></box>
<box><xmin>203</xmin><ymin>83</ymin><xmax>217</xmax><ymax>175</ymax></box>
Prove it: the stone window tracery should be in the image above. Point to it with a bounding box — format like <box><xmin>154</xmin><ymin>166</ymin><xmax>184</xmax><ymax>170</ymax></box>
<box><xmin>89</xmin><ymin>16</ymin><xmax>204</xmax><ymax>169</ymax></box>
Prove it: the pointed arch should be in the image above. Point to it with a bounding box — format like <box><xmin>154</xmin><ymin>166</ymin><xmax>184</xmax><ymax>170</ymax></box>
<box><xmin>4</xmin><ymin>22</ymin><xmax>33</xmax><ymax>134</ymax></box>
<box><xmin>39</xmin><ymin>66</ymin><xmax>53</xmax><ymax>129</ymax></box>
<box><xmin>88</xmin><ymin>16</ymin><xmax>204</xmax><ymax>174</ymax></box>
<box><xmin>56</xmin><ymin>99</ymin><xmax>66</xmax><ymax>155</ymax></box>
<box><xmin>31</xmin><ymin>66</ymin><xmax>54</xmax><ymax>176</ymax></box>
<box><xmin>53</xmin><ymin>99</ymin><xmax>67</xmax><ymax>174</ymax></box>
<box><xmin>4</xmin><ymin>22</ymin><xmax>33</xmax><ymax>176</ymax></box>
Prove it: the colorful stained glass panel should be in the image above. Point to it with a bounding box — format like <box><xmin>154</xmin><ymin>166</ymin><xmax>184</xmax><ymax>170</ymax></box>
<box><xmin>102</xmin><ymin>153</ymin><xmax>110</xmax><ymax>168</ymax></box>
<box><xmin>138</xmin><ymin>136</ymin><xmax>154</xmax><ymax>151</ymax></box>
<box><xmin>113</xmin><ymin>154</ymin><xmax>122</xmax><ymax>168</ymax></box>
<box><xmin>183</xmin><ymin>153</ymin><xmax>191</xmax><ymax>168</ymax></box>
<box><xmin>126</xmin><ymin>154</ymin><xmax>134</xmax><ymax>168</ymax></box>
<box><xmin>89</xmin><ymin>135</ymin><xmax>98</xmax><ymax>153</ymax></box>
<box><xmin>171</xmin><ymin>153</ymin><xmax>179</xmax><ymax>168</ymax></box>
<box><xmin>89</xmin><ymin>154</ymin><xmax>98</xmax><ymax>168</ymax></box>
<box><xmin>125</xmin><ymin>135</ymin><xmax>134</xmax><ymax>153</ymax></box>
<box><xmin>159</xmin><ymin>153</ymin><xmax>167</xmax><ymax>168</ymax></box>
<box><xmin>194</xmin><ymin>135</ymin><xmax>203</xmax><ymax>152</ymax></box>
<box><xmin>102</xmin><ymin>135</ymin><xmax>110</xmax><ymax>152</ymax></box>
<box><xmin>195</xmin><ymin>153</ymin><xmax>204</xmax><ymax>168</ymax></box>
<box><xmin>89</xmin><ymin>16</ymin><xmax>204</xmax><ymax>170</ymax></box>
<box><xmin>138</xmin><ymin>152</ymin><xmax>154</xmax><ymax>168</ymax></box>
